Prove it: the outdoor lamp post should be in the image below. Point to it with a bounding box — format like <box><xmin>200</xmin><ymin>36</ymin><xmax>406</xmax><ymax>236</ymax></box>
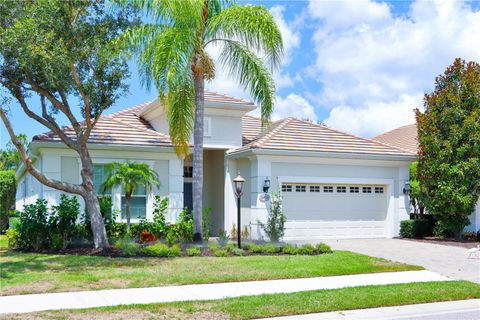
<box><xmin>233</xmin><ymin>173</ymin><xmax>245</xmax><ymax>249</ymax></box>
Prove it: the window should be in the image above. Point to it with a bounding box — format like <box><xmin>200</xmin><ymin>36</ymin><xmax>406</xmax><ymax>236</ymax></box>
<box><xmin>93</xmin><ymin>164</ymin><xmax>111</xmax><ymax>196</ymax></box>
<box><xmin>323</xmin><ymin>186</ymin><xmax>334</xmax><ymax>193</ymax></box>
<box><xmin>362</xmin><ymin>186</ymin><xmax>372</xmax><ymax>193</ymax></box>
<box><xmin>350</xmin><ymin>186</ymin><xmax>359</xmax><ymax>193</ymax></box>
<box><xmin>121</xmin><ymin>184</ymin><xmax>147</xmax><ymax>220</ymax></box>
<box><xmin>183</xmin><ymin>166</ymin><xmax>193</xmax><ymax>178</ymax></box>
<box><xmin>282</xmin><ymin>184</ymin><xmax>292</xmax><ymax>192</ymax></box>
<box><xmin>296</xmin><ymin>185</ymin><xmax>306</xmax><ymax>192</ymax></box>
<box><xmin>375</xmin><ymin>187</ymin><xmax>384</xmax><ymax>194</ymax></box>
<box><xmin>310</xmin><ymin>185</ymin><xmax>320</xmax><ymax>193</ymax></box>
<box><xmin>337</xmin><ymin>186</ymin><xmax>347</xmax><ymax>193</ymax></box>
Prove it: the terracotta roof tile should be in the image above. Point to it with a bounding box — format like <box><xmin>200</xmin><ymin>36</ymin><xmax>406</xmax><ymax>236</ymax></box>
<box><xmin>233</xmin><ymin>118</ymin><xmax>415</xmax><ymax>156</ymax></box>
<box><xmin>373</xmin><ymin>124</ymin><xmax>418</xmax><ymax>154</ymax></box>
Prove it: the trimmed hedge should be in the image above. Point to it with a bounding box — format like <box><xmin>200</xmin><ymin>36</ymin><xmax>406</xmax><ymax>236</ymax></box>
<box><xmin>400</xmin><ymin>219</ymin><xmax>432</xmax><ymax>239</ymax></box>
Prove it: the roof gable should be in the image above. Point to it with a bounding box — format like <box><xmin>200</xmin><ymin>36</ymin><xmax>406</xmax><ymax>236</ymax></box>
<box><xmin>373</xmin><ymin>124</ymin><xmax>418</xmax><ymax>154</ymax></box>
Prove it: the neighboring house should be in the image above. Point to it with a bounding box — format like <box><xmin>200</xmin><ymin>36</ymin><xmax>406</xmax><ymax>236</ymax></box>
<box><xmin>373</xmin><ymin>124</ymin><xmax>480</xmax><ymax>233</ymax></box>
<box><xmin>15</xmin><ymin>91</ymin><xmax>417</xmax><ymax>240</ymax></box>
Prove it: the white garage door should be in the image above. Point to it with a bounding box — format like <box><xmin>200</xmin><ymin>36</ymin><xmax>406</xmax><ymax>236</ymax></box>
<box><xmin>282</xmin><ymin>183</ymin><xmax>388</xmax><ymax>240</ymax></box>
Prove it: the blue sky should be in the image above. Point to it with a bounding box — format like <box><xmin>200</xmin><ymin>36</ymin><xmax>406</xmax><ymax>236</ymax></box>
<box><xmin>1</xmin><ymin>0</ymin><xmax>480</xmax><ymax>148</ymax></box>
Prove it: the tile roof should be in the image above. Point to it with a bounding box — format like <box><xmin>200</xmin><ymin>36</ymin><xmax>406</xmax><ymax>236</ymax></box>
<box><xmin>373</xmin><ymin>124</ymin><xmax>418</xmax><ymax>154</ymax></box>
<box><xmin>204</xmin><ymin>91</ymin><xmax>254</xmax><ymax>105</ymax></box>
<box><xmin>232</xmin><ymin>117</ymin><xmax>416</xmax><ymax>156</ymax></box>
<box><xmin>33</xmin><ymin>102</ymin><xmax>172</xmax><ymax>147</ymax></box>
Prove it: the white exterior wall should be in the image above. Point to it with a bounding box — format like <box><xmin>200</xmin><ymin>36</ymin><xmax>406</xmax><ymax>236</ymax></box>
<box><xmin>16</xmin><ymin>147</ymin><xmax>184</xmax><ymax>223</ymax></box>
<box><xmin>229</xmin><ymin>154</ymin><xmax>412</xmax><ymax>240</ymax></box>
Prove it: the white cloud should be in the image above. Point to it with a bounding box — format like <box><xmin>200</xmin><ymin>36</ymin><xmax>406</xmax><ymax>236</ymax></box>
<box><xmin>249</xmin><ymin>93</ymin><xmax>318</xmax><ymax>122</ymax></box>
<box><xmin>308</xmin><ymin>0</ymin><xmax>480</xmax><ymax>136</ymax></box>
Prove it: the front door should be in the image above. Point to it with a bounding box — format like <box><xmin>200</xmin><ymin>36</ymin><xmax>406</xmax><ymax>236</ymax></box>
<box><xmin>183</xmin><ymin>182</ymin><xmax>193</xmax><ymax>212</ymax></box>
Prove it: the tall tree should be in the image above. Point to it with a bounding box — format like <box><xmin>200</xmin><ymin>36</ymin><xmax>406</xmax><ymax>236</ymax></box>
<box><xmin>103</xmin><ymin>162</ymin><xmax>160</xmax><ymax>231</ymax></box>
<box><xmin>0</xmin><ymin>1</ymin><xmax>137</xmax><ymax>248</ymax></box>
<box><xmin>0</xmin><ymin>134</ymin><xmax>27</xmax><ymax>171</ymax></box>
<box><xmin>122</xmin><ymin>0</ymin><xmax>283</xmax><ymax>241</ymax></box>
<box><xmin>415</xmin><ymin>58</ymin><xmax>480</xmax><ymax>237</ymax></box>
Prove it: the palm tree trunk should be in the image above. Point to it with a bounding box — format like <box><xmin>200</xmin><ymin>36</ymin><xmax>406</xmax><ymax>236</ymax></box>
<box><xmin>125</xmin><ymin>195</ymin><xmax>131</xmax><ymax>232</ymax></box>
<box><xmin>192</xmin><ymin>68</ymin><xmax>204</xmax><ymax>243</ymax></box>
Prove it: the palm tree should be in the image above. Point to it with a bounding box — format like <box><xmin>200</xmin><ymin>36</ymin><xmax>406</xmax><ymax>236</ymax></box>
<box><xmin>103</xmin><ymin>162</ymin><xmax>160</xmax><ymax>231</ymax></box>
<box><xmin>122</xmin><ymin>0</ymin><xmax>283</xmax><ymax>242</ymax></box>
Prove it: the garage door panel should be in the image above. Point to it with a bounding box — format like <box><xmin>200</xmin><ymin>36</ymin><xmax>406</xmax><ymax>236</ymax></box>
<box><xmin>281</xmin><ymin>183</ymin><xmax>388</xmax><ymax>239</ymax></box>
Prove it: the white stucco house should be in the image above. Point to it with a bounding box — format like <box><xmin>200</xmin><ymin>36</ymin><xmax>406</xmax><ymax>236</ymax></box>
<box><xmin>15</xmin><ymin>91</ymin><xmax>419</xmax><ymax>240</ymax></box>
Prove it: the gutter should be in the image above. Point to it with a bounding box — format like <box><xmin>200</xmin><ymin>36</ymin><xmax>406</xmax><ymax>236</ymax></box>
<box><xmin>226</xmin><ymin>147</ymin><xmax>418</xmax><ymax>162</ymax></box>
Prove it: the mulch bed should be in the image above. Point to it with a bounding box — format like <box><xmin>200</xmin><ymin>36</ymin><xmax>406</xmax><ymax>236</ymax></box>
<box><xmin>402</xmin><ymin>237</ymin><xmax>480</xmax><ymax>249</ymax></box>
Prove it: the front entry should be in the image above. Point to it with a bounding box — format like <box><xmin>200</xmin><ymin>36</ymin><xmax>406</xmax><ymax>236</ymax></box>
<box><xmin>183</xmin><ymin>182</ymin><xmax>193</xmax><ymax>212</ymax></box>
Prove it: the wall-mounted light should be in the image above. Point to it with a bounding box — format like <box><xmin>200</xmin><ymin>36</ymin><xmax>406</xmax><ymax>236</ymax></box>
<box><xmin>403</xmin><ymin>181</ymin><xmax>410</xmax><ymax>195</ymax></box>
<box><xmin>263</xmin><ymin>177</ymin><xmax>271</xmax><ymax>193</ymax></box>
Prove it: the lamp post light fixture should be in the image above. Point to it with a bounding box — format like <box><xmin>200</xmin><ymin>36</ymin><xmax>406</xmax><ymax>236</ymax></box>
<box><xmin>403</xmin><ymin>181</ymin><xmax>410</xmax><ymax>195</ymax></box>
<box><xmin>263</xmin><ymin>177</ymin><xmax>271</xmax><ymax>193</ymax></box>
<box><xmin>233</xmin><ymin>173</ymin><xmax>245</xmax><ymax>249</ymax></box>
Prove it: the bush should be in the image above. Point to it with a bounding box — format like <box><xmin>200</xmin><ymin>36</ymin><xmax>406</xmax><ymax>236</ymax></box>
<box><xmin>316</xmin><ymin>242</ymin><xmax>332</xmax><ymax>254</ymax></box>
<box><xmin>49</xmin><ymin>195</ymin><xmax>80</xmax><ymax>249</ymax></box>
<box><xmin>186</xmin><ymin>246</ymin><xmax>201</xmax><ymax>256</ymax></box>
<box><xmin>299</xmin><ymin>244</ymin><xmax>316</xmax><ymax>255</ymax></box>
<box><xmin>165</xmin><ymin>209</ymin><xmax>193</xmax><ymax>245</ymax></box>
<box><xmin>202</xmin><ymin>207</ymin><xmax>213</xmax><ymax>241</ymax></box>
<box><xmin>225</xmin><ymin>243</ymin><xmax>235</xmax><ymax>253</ymax></box>
<box><xmin>114</xmin><ymin>239</ymin><xmax>140</xmax><ymax>256</ymax></box>
<box><xmin>17</xmin><ymin>199</ymin><xmax>49</xmax><ymax>250</ymax></box>
<box><xmin>233</xmin><ymin>248</ymin><xmax>244</xmax><ymax>256</ymax></box>
<box><xmin>241</xmin><ymin>242</ymin><xmax>255</xmax><ymax>250</ymax></box>
<box><xmin>5</xmin><ymin>228</ymin><xmax>20</xmax><ymax>248</ymax></box>
<box><xmin>213</xmin><ymin>249</ymin><xmax>228</xmax><ymax>257</ymax></box>
<box><xmin>208</xmin><ymin>243</ymin><xmax>220</xmax><ymax>251</ymax></box>
<box><xmin>258</xmin><ymin>192</ymin><xmax>286</xmax><ymax>242</ymax></box>
<box><xmin>282</xmin><ymin>244</ymin><xmax>300</xmax><ymax>255</ymax></box>
<box><xmin>0</xmin><ymin>170</ymin><xmax>16</xmax><ymax>233</ymax></box>
<box><xmin>151</xmin><ymin>196</ymin><xmax>168</xmax><ymax>238</ymax></box>
<box><xmin>139</xmin><ymin>230</ymin><xmax>157</xmax><ymax>243</ymax></box>
<box><xmin>400</xmin><ymin>219</ymin><xmax>432</xmax><ymax>239</ymax></box>
<box><xmin>433</xmin><ymin>219</ymin><xmax>469</xmax><ymax>239</ymax></box>
<box><xmin>217</xmin><ymin>229</ymin><xmax>229</xmax><ymax>247</ymax></box>
<box><xmin>141</xmin><ymin>243</ymin><xmax>181</xmax><ymax>257</ymax></box>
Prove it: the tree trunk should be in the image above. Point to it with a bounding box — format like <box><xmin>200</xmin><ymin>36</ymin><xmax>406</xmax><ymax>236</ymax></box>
<box><xmin>192</xmin><ymin>68</ymin><xmax>205</xmax><ymax>243</ymax></box>
<box><xmin>79</xmin><ymin>145</ymin><xmax>109</xmax><ymax>249</ymax></box>
<box><xmin>125</xmin><ymin>194</ymin><xmax>131</xmax><ymax>232</ymax></box>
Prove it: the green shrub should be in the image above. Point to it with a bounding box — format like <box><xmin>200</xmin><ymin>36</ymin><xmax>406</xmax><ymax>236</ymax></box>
<box><xmin>258</xmin><ymin>192</ymin><xmax>286</xmax><ymax>242</ymax></box>
<box><xmin>18</xmin><ymin>199</ymin><xmax>49</xmax><ymax>250</ymax></box>
<box><xmin>208</xmin><ymin>243</ymin><xmax>220</xmax><ymax>251</ymax></box>
<box><xmin>400</xmin><ymin>219</ymin><xmax>432</xmax><ymax>239</ymax></box>
<box><xmin>225</xmin><ymin>243</ymin><xmax>235</xmax><ymax>253</ymax></box>
<box><xmin>433</xmin><ymin>219</ymin><xmax>466</xmax><ymax>239</ymax></box>
<box><xmin>213</xmin><ymin>249</ymin><xmax>228</xmax><ymax>257</ymax></box>
<box><xmin>316</xmin><ymin>242</ymin><xmax>332</xmax><ymax>254</ymax></box>
<box><xmin>141</xmin><ymin>243</ymin><xmax>181</xmax><ymax>257</ymax></box>
<box><xmin>151</xmin><ymin>195</ymin><xmax>168</xmax><ymax>238</ymax></box>
<box><xmin>249</xmin><ymin>243</ymin><xmax>262</xmax><ymax>253</ymax></box>
<box><xmin>49</xmin><ymin>195</ymin><xmax>80</xmax><ymax>249</ymax></box>
<box><xmin>0</xmin><ymin>170</ymin><xmax>16</xmax><ymax>233</ymax></box>
<box><xmin>186</xmin><ymin>246</ymin><xmax>201</xmax><ymax>256</ymax></box>
<box><xmin>202</xmin><ymin>207</ymin><xmax>213</xmax><ymax>241</ymax></box>
<box><xmin>217</xmin><ymin>229</ymin><xmax>229</xmax><ymax>247</ymax></box>
<box><xmin>233</xmin><ymin>248</ymin><xmax>244</xmax><ymax>256</ymax></box>
<box><xmin>165</xmin><ymin>209</ymin><xmax>194</xmax><ymax>245</ymax></box>
<box><xmin>114</xmin><ymin>239</ymin><xmax>140</xmax><ymax>256</ymax></box>
<box><xmin>299</xmin><ymin>244</ymin><xmax>315</xmax><ymax>255</ymax></box>
<box><xmin>5</xmin><ymin>228</ymin><xmax>20</xmax><ymax>248</ymax></box>
<box><xmin>241</xmin><ymin>242</ymin><xmax>255</xmax><ymax>250</ymax></box>
<box><xmin>282</xmin><ymin>244</ymin><xmax>300</xmax><ymax>255</ymax></box>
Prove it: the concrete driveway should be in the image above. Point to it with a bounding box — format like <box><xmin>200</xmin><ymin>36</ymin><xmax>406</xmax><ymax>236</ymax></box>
<box><xmin>321</xmin><ymin>239</ymin><xmax>480</xmax><ymax>283</ymax></box>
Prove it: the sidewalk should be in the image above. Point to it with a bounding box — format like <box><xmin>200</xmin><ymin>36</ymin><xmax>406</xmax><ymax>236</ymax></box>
<box><xmin>0</xmin><ymin>270</ymin><xmax>449</xmax><ymax>314</ymax></box>
<box><xmin>260</xmin><ymin>299</ymin><xmax>480</xmax><ymax>320</ymax></box>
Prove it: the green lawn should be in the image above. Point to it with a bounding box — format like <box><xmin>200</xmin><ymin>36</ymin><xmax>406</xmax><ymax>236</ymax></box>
<box><xmin>9</xmin><ymin>281</ymin><xmax>480</xmax><ymax>320</ymax></box>
<box><xmin>0</xmin><ymin>235</ymin><xmax>422</xmax><ymax>296</ymax></box>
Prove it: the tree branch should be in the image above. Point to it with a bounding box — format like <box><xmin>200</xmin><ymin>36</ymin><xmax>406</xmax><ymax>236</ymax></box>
<box><xmin>0</xmin><ymin>107</ymin><xmax>85</xmax><ymax>196</ymax></box>
<box><xmin>69</xmin><ymin>63</ymin><xmax>92</xmax><ymax>127</ymax></box>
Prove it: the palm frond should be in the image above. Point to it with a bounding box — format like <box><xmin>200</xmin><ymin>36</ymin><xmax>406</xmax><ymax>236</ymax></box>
<box><xmin>206</xmin><ymin>4</ymin><xmax>283</xmax><ymax>70</ymax></box>
<box><xmin>218</xmin><ymin>40</ymin><xmax>275</xmax><ymax>124</ymax></box>
<box><xmin>165</xmin><ymin>75</ymin><xmax>195</xmax><ymax>157</ymax></box>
